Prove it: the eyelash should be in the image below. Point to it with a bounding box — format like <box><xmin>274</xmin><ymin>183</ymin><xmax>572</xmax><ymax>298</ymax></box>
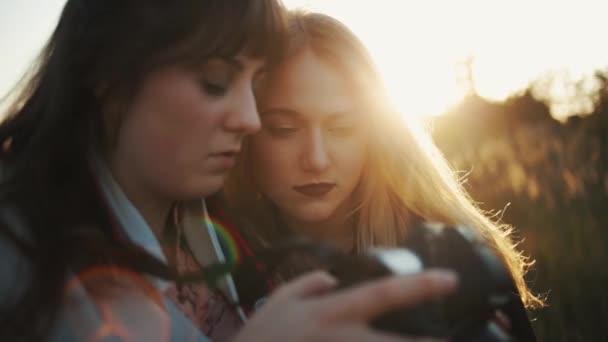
<box><xmin>201</xmin><ymin>81</ymin><xmax>228</xmax><ymax>97</ymax></box>
<box><xmin>267</xmin><ymin>127</ymin><xmax>299</xmax><ymax>137</ymax></box>
<box><xmin>266</xmin><ymin>125</ymin><xmax>356</xmax><ymax>138</ymax></box>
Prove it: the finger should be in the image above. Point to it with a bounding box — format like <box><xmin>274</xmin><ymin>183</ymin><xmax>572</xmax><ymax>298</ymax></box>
<box><xmin>317</xmin><ymin>269</ymin><xmax>458</xmax><ymax>322</ymax></box>
<box><xmin>272</xmin><ymin>270</ymin><xmax>338</xmax><ymax>300</ymax></box>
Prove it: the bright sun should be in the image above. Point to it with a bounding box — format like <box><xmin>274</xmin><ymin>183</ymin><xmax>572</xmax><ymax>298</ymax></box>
<box><xmin>282</xmin><ymin>0</ymin><xmax>608</xmax><ymax>120</ymax></box>
<box><xmin>1</xmin><ymin>1</ymin><xmax>607</xmax><ymax>120</ymax></box>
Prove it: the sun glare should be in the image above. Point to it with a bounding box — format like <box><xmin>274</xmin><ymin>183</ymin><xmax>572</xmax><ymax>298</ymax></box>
<box><xmin>1</xmin><ymin>1</ymin><xmax>608</xmax><ymax>120</ymax></box>
<box><xmin>283</xmin><ymin>0</ymin><xmax>608</xmax><ymax>120</ymax></box>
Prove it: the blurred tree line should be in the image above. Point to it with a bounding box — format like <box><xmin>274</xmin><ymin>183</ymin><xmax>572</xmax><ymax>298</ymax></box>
<box><xmin>430</xmin><ymin>70</ymin><xmax>608</xmax><ymax>341</ymax></box>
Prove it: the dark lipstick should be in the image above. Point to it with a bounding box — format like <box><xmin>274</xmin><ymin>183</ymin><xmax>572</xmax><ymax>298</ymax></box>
<box><xmin>293</xmin><ymin>183</ymin><xmax>336</xmax><ymax>197</ymax></box>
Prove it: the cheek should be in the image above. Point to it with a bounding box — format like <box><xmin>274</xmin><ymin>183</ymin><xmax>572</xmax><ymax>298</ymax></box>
<box><xmin>334</xmin><ymin>139</ymin><xmax>368</xmax><ymax>180</ymax></box>
<box><xmin>156</xmin><ymin>102</ymin><xmax>216</xmax><ymax>155</ymax></box>
<box><xmin>122</xmin><ymin>108</ymin><xmax>209</xmax><ymax>175</ymax></box>
<box><xmin>118</xmin><ymin>88</ymin><xmax>221</xmax><ymax>185</ymax></box>
<box><xmin>251</xmin><ymin>137</ymin><xmax>295</xmax><ymax>193</ymax></box>
<box><xmin>116</xmin><ymin>123</ymin><xmax>183</xmax><ymax>192</ymax></box>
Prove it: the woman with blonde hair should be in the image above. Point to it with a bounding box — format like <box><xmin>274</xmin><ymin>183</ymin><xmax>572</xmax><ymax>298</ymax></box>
<box><xmin>225</xmin><ymin>9</ymin><xmax>542</xmax><ymax>340</ymax></box>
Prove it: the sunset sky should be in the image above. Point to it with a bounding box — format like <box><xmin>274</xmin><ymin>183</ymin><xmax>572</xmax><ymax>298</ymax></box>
<box><xmin>1</xmin><ymin>0</ymin><xmax>607</xmax><ymax>119</ymax></box>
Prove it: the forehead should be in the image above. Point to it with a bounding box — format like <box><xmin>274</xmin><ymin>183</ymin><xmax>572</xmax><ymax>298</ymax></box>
<box><xmin>260</xmin><ymin>51</ymin><xmax>355</xmax><ymax>119</ymax></box>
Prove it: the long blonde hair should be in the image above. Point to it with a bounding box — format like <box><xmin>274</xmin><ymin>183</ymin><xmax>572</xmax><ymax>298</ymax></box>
<box><xmin>224</xmin><ymin>10</ymin><xmax>543</xmax><ymax>308</ymax></box>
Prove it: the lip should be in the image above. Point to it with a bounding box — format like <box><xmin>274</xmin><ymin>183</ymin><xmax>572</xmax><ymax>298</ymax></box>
<box><xmin>293</xmin><ymin>182</ymin><xmax>336</xmax><ymax>197</ymax></box>
<box><xmin>208</xmin><ymin>150</ymin><xmax>240</xmax><ymax>169</ymax></box>
<box><xmin>210</xmin><ymin>147</ymin><xmax>241</xmax><ymax>156</ymax></box>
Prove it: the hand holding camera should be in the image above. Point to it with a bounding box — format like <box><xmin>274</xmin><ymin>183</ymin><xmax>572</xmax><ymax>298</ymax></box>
<box><xmin>247</xmin><ymin>222</ymin><xmax>522</xmax><ymax>341</ymax></box>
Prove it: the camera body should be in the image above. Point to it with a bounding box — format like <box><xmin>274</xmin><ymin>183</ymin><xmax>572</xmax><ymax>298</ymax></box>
<box><xmin>237</xmin><ymin>222</ymin><xmax>525</xmax><ymax>341</ymax></box>
<box><xmin>326</xmin><ymin>222</ymin><xmax>516</xmax><ymax>341</ymax></box>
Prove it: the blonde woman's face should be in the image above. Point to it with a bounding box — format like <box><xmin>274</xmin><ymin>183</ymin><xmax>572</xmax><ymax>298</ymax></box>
<box><xmin>252</xmin><ymin>51</ymin><xmax>368</xmax><ymax>227</ymax></box>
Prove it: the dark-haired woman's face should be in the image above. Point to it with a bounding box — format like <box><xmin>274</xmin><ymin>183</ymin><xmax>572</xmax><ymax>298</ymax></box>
<box><xmin>109</xmin><ymin>56</ymin><xmax>266</xmax><ymax>201</ymax></box>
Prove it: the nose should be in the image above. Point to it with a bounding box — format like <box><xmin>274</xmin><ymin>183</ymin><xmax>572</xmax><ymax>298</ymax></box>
<box><xmin>224</xmin><ymin>85</ymin><xmax>261</xmax><ymax>135</ymax></box>
<box><xmin>300</xmin><ymin>128</ymin><xmax>330</xmax><ymax>173</ymax></box>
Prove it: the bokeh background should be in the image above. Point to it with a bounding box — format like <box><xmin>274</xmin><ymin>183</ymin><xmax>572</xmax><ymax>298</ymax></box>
<box><xmin>2</xmin><ymin>1</ymin><xmax>607</xmax><ymax>340</ymax></box>
<box><xmin>432</xmin><ymin>82</ymin><xmax>608</xmax><ymax>341</ymax></box>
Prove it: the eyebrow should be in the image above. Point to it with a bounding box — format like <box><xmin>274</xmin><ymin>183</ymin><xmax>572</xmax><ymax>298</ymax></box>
<box><xmin>224</xmin><ymin>56</ymin><xmax>267</xmax><ymax>75</ymax></box>
<box><xmin>223</xmin><ymin>57</ymin><xmax>244</xmax><ymax>72</ymax></box>
<box><xmin>326</xmin><ymin>111</ymin><xmax>354</xmax><ymax>120</ymax></box>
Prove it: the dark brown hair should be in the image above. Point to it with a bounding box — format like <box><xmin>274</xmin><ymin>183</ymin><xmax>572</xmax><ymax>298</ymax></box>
<box><xmin>0</xmin><ymin>1</ymin><xmax>287</xmax><ymax>340</ymax></box>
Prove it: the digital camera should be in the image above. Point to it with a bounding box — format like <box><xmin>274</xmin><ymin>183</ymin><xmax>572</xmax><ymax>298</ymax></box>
<box><xmin>248</xmin><ymin>222</ymin><xmax>526</xmax><ymax>341</ymax></box>
<box><xmin>327</xmin><ymin>223</ymin><xmax>517</xmax><ymax>341</ymax></box>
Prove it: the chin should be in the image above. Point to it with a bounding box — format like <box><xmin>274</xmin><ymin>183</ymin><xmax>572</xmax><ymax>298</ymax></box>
<box><xmin>185</xmin><ymin>177</ymin><xmax>225</xmax><ymax>199</ymax></box>
<box><xmin>292</xmin><ymin>205</ymin><xmax>337</xmax><ymax>223</ymax></box>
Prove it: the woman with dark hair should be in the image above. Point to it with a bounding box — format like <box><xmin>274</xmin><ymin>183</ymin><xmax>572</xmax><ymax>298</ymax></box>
<box><xmin>0</xmin><ymin>1</ymin><xmax>459</xmax><ymax>341</ymax></box>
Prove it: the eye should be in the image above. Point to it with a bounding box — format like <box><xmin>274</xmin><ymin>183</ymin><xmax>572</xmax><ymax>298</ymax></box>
<box><xmin>328</xmin><ymin>123</ymin><xmax>357</xmax><ymax>136</ymax></box>
<box><xmin>260</xmin><ymin>110</ymin><xmax>301</xmax><ymax>137</ymax></box>
<box><xmin>197</xmin><ymin>60</ymin><xmax>236</xmax><ymax>97</ymax></box>
<box><xmin>201</xmin><ymin>81</ymin><xmax>228</xmax><ymax>96</ymax></box>
<box><xmin>266</xmin><ymin>126</ymin><xmax>300</xmax><ymax>137</ymax></box>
